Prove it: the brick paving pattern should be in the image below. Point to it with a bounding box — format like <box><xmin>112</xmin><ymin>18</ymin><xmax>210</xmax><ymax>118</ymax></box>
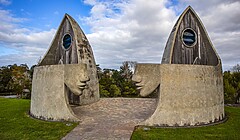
<box><xmin>62</xmin><ymin>98</ymin><xmax>156</xmax><ymax>140</ymax></box>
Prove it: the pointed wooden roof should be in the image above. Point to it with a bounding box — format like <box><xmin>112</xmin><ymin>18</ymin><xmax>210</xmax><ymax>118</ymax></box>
<box><xmin>161</xmin><ymin>6</ymin><xmax>221</xmax><ymax>66</ymax></box>
<box><xmin>39</xmin><ymin>14</ymin><xmax>96</xmax><ymax>66</ymax></box>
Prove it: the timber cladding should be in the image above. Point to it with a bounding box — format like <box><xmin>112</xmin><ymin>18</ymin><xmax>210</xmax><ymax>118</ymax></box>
<box><xmin>36</xmin><ymin>14</ymin><xmax>99</xmax><ymax>106</ymax></box>
<box><xmin>162</xmin><ymin>6</ymin><xmax>220</xmax><ymax>66</ymax></box>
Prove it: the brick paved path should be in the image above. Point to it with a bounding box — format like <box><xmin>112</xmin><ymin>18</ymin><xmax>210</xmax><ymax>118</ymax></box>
<box><xmin>62</xmin><ymin>98</ymin><xmax>156</xmax><ymax>140</ymax></box>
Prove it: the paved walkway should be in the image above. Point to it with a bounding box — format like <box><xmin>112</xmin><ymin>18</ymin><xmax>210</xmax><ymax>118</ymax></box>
<box><xmin>62</xmin><ymin>98</ymin><xmax>157</xmax><ymax>140</ymax></box>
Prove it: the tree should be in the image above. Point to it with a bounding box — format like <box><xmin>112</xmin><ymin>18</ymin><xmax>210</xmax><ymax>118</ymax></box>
<box><xmin>99</xmin><ymin>85</ymin><xmax>110</xmax><ymax>97</ymax></box>
<box><xmin>224</xmin><ymin>78</ymin><xmax>236</xmax><ymax>103</ymax></box>
<box><xmin>128</xmin><ymin>61</ymin><xmax>137</xmax><ymax>73</ymax></box>
<box><xmin>223</xmin><ymin>69</ymin><xmax>240</xmax><ymax>104</ymax></box>
<box><xmin>120</xmin><ymin>61</ymin><xmax>137</xmax><ymax>81</ymax></box>
<box><xmin>231</xmin><ymin>64</ymin><xmax>240</xmax><ymax>72</ymax></box>
<box><xmin>98</xmin><ymin>62</ymin><xmax>138</xmax><ymax>97</ymax></box>
<box><xmin>8</xmin><ymin>64</ymin><xmax>31</xmax><ymax>98</ymax></box>
<box><xmin>0</xmin><ymin>66</ymin><xmax>12</xmax><ymax>92</ymax></box>
<box><xmin>109</xmin><ymin>84</ymin><xmax>121</xmax><ymax>97</ymax></box>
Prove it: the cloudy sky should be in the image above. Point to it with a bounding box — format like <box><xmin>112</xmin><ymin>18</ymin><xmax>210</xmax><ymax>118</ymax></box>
<box><xmin>0</xmin><ymin>0</ymin><xmax>239</xmax><ymax>70</ymax></box>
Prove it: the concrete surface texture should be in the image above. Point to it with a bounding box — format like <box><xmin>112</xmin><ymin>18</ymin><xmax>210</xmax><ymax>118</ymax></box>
<box><xmin>39</xmin><ymin>14</ymin><xmax>99</xmax><ymax>105</ymax></box>
<box><xmin>62</xmin><ymin>98</ymin><xmax>157</xmax><ymax>140</ymax></box>
<box><xmin>133</xmin><ymin>64</ymin><xmax>224</xmax><ymax>126</ymax></box>
<box><xmin>30</xmin><ymin>64</ymin><xmax>88</xmax><ymax>121</ymax></box>
<box><xmin>132</xmin><ymin>64</ymin><xmax>160</xmax><ymax>97</ymax></box>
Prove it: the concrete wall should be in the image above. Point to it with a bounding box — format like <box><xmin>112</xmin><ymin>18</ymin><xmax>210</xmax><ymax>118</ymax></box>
<box><xmin>134</xmin><ymin>64</ymin><xmax>225</xmax><ymax>126</ymax></box>
<box><xmin>30</xmin><ymin>64</ymin><xmax>88</xmax><ymax>121</ymax></box>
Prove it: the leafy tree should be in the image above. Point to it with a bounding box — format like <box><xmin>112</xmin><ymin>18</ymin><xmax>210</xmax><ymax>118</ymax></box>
<box><xmin>98</xmin><ymin>62</ymin><xmax>138</xmax><ymax>97</ymax></box>
<box><xmin>9</xmin><ymin>64</ymin><xmax>31</xmax><ymax>98</ymax></box>
<box><xmin>224</xmin><ymin>78</ymin><xmax>236</xmax><ymax>103</ymax></box>
<box><xmin>0</xmin><ymin>66</ymin><xmax>12</xmax><ymax>93</ymax></box>
<box><xmin>120</xmin><ymin>61</ymin><xmax>132</xmax><ymax>80</ymax></box>
<box><xmin>109</xmin><ymin>84</ymin><xmax>121</xmax><ymax>97</ymax></box>
<box><xmin>223</xmin><ymin>65</ymin><xmax>240</xmax><ymax>104</ymax></box>
<box><xmin>231</xmin><ymin>64</ymin><xmax>240</xmax><ymax>72</ymax></box>
<box><xmin>99</xmin><ymin>85</ymin><xmax>110</xmax><ymax>97</ymax></box>
<box><xmin>0</xmin><ymin>64</ymin><xmax>32</xmax><ymax>98</ymax></box>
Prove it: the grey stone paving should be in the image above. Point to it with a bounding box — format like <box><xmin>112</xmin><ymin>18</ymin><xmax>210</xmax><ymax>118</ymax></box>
<box><xmin>62</xmin><ymin>98</ymin><xmax>157</xmax><ymax>140</ymax></box>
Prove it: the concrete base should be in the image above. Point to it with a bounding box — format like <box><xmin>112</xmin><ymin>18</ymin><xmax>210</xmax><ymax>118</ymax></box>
<box><xmin>30</xmin><ymin>64</ymin><xmax>89</xmax><ymax>121</ymax></box>
<box><xmin>133</xmin><ymin>64</ymin><xmax>225</xmax><ymax>127</ymax></box>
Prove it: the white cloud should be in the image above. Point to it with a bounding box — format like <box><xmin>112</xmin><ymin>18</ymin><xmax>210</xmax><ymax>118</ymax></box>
<box><xmin>0</xmin><ymin>9</ymin><xmax>55</xmax><ymax>67</ymax></box>
<box><xmin>0</xmin><ymin>0</ymin><xmax>11</xmax><ymax>5</ymax></box>
<box><xmin>82</xmin><ymin>0</ymin><xmax>177</xmax><ymax>69</ymax></box>
<box><xmin>81</xmin><ymin>0</ymin><xmax>240</xmax><ymax>70</ymax></box>
<box><xmin>83</xmin><ymin>0</ymin><xmax>97</xmax><ymax>5</ymax></box>
<box><xmin>0</xmin><ymin>0</ymin><xmax>239</xmax><ymax>71</ymax></box>
<box><xmin>54</xmin><ymin>11</ymin><xmax>59</xmax><ymax>15</ymax></box>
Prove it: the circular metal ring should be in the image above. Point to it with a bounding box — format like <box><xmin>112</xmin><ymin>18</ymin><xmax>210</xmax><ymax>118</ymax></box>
<box><xmin>62</xmin><ymin>33</ymin><xmax>72</xmax><ymax>50</ymax></box>
<box><xmin>181</xmin><ymin>28</ymin><xmax>197</xmax><ymax>47</ymax></box>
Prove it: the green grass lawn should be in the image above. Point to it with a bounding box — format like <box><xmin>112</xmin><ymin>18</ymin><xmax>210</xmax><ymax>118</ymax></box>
<box><xmin>0</xmin><ymin>98</ymin><xmax>77</xmax><ymax>140</ymax></box>
<box><xmin>1</xmin><ymin>98</ymin><xmax>240</xmax><ymax>140</ymax></box>
<box><xmin>131</xmin><ymin>106</ymin><xmax>240</xmax><ymax>140</ymax></box>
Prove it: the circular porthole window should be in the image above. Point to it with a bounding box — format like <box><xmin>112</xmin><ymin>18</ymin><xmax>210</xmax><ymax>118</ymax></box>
<box><xmin>182</xmin><ymin>28</ymin><xmax>197</xmax><ymax>47</ymax></box>
<box><xmin>62</xmin><ymin>34</ymin><xmax>72</xmax><ymax>50</ymax></box>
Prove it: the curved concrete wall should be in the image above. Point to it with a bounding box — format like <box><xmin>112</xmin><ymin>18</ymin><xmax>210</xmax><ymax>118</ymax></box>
<box><xmin>30</xmin><ymin>64</ymin><xmax>88</xmax><ymax>121</ymax></box>
<box><xmin>137</xmin><ymin>64</ymin><xmax>224</xmax><ymax>126</ymax></box>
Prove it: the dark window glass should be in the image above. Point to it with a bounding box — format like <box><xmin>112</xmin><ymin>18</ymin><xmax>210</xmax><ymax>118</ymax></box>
<box><xmin>63</xmin><ymin>34</ymin><xmax>71</xmax><ymax>49</ymax></box>
<box><xmin>182</xmin><ymin>29</ymin><xmax>196</xmax><ymax>46</ymax></box>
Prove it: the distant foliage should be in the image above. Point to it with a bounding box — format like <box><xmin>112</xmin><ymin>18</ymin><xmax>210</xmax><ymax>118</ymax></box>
<box><xmin>98</xmin><ymin>61</ymin><xmax>139</xmax><ymax>98</ymax></box>
<box><xmin>0</xmin><ymin>64</ymin><xmax>35</xmax><ymax>98</ymax></box>
<box><xmin>223</xmin><ymin>64</ymin><xmax>240</xmax><ymax>104</ymax></box>
<box><xmin>231</xmin><ymin>64</ymin><xmax>240</xmax><ymax>72</ymax></box>
<box><xmin>2</xmin><ymin>62</ymin><xmax>239</xmax><ymax>103</ymax></box>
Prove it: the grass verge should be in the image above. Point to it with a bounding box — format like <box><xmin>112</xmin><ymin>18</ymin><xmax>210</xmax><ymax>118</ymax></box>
<box><xmin>0</xmin><ymin>98</ymin><xmax>77</xmax><ymax>140</ymax></box>
<box><xmin>131</xmin><ymin>106</ymin><xmax>240</xmax><ymax>140</ymax></box>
